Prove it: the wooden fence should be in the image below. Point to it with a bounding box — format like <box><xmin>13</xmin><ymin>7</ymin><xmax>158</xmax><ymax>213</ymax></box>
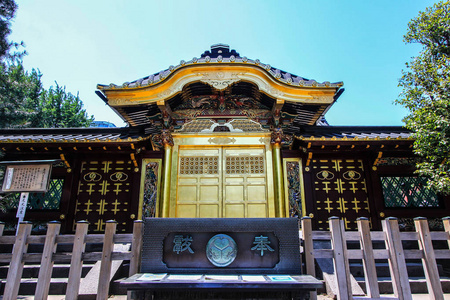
<box><xmin>2</xmin><ymin>217</ymin><xmax>450</xmax><ymax>300</ymax></box>
<box><xmin>301</xmin><ymin>216</ymin><xmax>450</xmax><ymax>300</ymax></box>
<box><xmin>0</xmin><ymin>220</ymin><xmax>143</xmax><ymax>300</ymax></box>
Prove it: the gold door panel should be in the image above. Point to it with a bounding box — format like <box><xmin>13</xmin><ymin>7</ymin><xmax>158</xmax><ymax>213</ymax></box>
<box><xmin>177</xmin><ymin>149</ymin><xmax>221</xmax><ymax>218</ymax></box>
<box><xmin>223</xmin><ymin>148</ymin><xmax>267</xmax><ymax>218</ymax></box>
<box><xmin>176</xmin><ymin>147</ymin><xmax>268</xmax><ymax>218</ymax></box>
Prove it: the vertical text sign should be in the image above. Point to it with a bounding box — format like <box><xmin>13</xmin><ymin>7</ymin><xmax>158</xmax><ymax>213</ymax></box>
<box><xmin>16</xmin><ymin>192</ymin><xmax>29</xmax><ymax>222</ymax></box>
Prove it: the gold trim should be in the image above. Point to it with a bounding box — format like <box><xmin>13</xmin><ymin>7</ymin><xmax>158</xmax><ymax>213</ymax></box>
<box><xmin>373</xmin><ymin>151</ymin><xmax>383</xmax><ymax>166</ymax></box>
<box><xmin>99</xmin><ymin>62</ymin><xmax>342</xmax><ymax>91</ymax></box>
<box><xmin>0</xmin><ymin>137</ymin><xmax>151</xmax><ymax>144</ymax></box>
<box><xmin>138</xmin><ymin>158</ymin><xmax>163</xmax><ymax>219</ymax></box>
<box><xmin>167</xmin><ymin>134</ymin><xmax>275</xmax><ymax>218</ymax></box>
<box><xmin>265</xmin><ymin>143</ymin><xmax>276</xmax><ymax>217</ymax></box>
<box><xmin>100</xmin><ymin>65</ymin><xmax>339</xmax><ymax>106</ymax></box>
<box><xmin>162</xmin><ymin>144</ymin><xmax>173</xmax><ymax>218</ymax></box>
<box><xmin>294</xmin><ymin>135</ymin><xmax>413</xmax><ymax>142</ymax></box>
<box><xmin>272</xmin><ymin>143</ymin><xmax>286</xmax><ymax>217</ymax></box>
<box><xmin>60</xmin><ymin>154</ymin><xmax>71</xmax><ymax>168</ymax></box>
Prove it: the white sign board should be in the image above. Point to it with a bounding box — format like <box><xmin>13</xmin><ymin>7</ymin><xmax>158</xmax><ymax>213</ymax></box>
<box><xmin>1</xmin><ymin>164</ymin><xmax>52</xmax><ymax>193</ymax></box>
<box><xmin>16</xmin><ymin>192</ymin><xmax>29</xmax><ymax>221</ymax></box>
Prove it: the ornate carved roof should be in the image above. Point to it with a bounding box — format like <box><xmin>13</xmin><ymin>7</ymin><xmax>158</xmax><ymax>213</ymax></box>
<box><xmin>96</xmin><ymin>44</ymin><xmax>344</xmax><ymax>131</ymax></box>
<box><xmin>97</xmin><ymin>44</ymin><xmax>342</xmax><ymax>91</ymax></box>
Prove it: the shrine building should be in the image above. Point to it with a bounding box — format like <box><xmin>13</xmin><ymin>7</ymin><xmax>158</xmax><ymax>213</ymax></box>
<box><xmin>0</xmin><ymin>44</ymin><xmax>448</xmax><ymax>233</ymax></box>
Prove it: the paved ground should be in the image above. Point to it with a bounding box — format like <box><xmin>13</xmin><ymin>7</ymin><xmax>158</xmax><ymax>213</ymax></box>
<box><xmin>2</xmin><ymin>297</ymin><xmax>128</xmax><ymax>300</ymax></box>
<box><xmin>2</xmin><ymin>295</ymin><xmax>449</xmax><ymax>299</ymax></box>
<box><xmin>318</xmin><ymin>294</ymin><xmax>450</xmax><ymax>299</ymax></box>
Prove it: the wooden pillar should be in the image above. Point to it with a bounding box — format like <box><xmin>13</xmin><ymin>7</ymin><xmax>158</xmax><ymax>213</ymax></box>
<box><xmin>160</xmin><ymin>130</ymin><xmax>174</xmax><ymax>218</ymax></box>
<box><xmin>271</xmin><ymin>128</ymin><xmax>286</xmax><ymax>217</ymax></box>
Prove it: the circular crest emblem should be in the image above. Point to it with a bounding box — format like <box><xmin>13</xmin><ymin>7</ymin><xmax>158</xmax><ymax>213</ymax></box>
<box><xmin>206</xmin><ymin>234</ymin><xmax>237</xmax><ymax>267</ymax></box>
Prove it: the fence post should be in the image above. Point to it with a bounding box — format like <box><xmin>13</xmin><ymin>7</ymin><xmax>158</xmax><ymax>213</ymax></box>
<box><xmin>414</xmin><ymin>217</ymin><xmax>444</xmax><ymax>300</ymax></box>
<box><xmin>329</xmin><ymin>217</ymin><xmax>352</xmax><ymax>300</ymax></box>
<box><xmin>35</xmin><ymin>221</ymin><xmax>61</xmax><ymax>300</ymax></box>
<box><xmin>443</xmin><ymin>217</ymin><xmax>450</xmax><ymax>249</ymax></box>
<box><xmin>357</xmin><ymin>217</ymin><xmax>380</xmax><ymax>298</ymax></box>
<box><xmin>128</xmin><ymin>220</ymin><xmax>144</xmax><ymax>300</ymax></box>
<box><xmin>3</xmin><ymin>221</ymin><xmax>32</xmax><ymax>300</ymax></box>
<box><xmin>301</xmin><ymin>217</ymin><xmax>316</xmax><ymax>300</ymax></box>
<box><xmin>0</xmin><ymin>221</ymin><xmax>4</xmax><ymax>236</ymax></box>
<box><xmin>66</xmin><ymin>220</ymin><xmax>89</xmax><ymax>300</ymax></box>
<box><xmin>382</xmin><ymin>217</ymin><xmax>412</xmax><ymax>300</ymax></box>
<box><xmin>97</xmin><ymin>220</ymin><xmax>118</xmax><ymax>300</ymax></box>
<box><xmin>129</xmin><ymin>220</ymin><xmax>144</xmax><ymax>276</ymax></box>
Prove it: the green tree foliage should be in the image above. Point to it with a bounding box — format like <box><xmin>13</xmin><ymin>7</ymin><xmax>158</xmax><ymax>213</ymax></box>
<box><xmin>0</xmin><ymin>62</ymin><xmax>93</xmax><ymax>128</ymax></box>
<box><xmin>0</xmin><ymin>62</ymin><xmax>42</xmax><ymax>127</ymax></box>
<box><xmin>0</xmin><ymin>0</ymin><xmax>93</xmax><ymax>128</ymax></box>
<box><xmin>396</xmin><ymin>1</ymin><xmax>450</xmax><ymax>195</ymax></box>
<box><xmin>36</xmin><ymin>83</ymin><xmax>93</xmax><ymax>128</ymax></box>
<box><xmin>0</xmin><ymin>0</ymin><xmax>19</xmax><ymax>61</ymax></box>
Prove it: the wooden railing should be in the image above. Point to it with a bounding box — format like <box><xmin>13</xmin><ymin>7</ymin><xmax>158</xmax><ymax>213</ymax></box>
<box><xmin>301</xmin><ymin>216</ymin><xmax>450</xmax><ymax>300</ymax></box>
<box><xmin>2</xmin><ymin>217</ymin><xmax>450</xmax><ymax>300</ymax></box>
<box><xmin>0</xmin><ymin>220</ymin><xmax>143</xmax><ymax>300</ymax></box>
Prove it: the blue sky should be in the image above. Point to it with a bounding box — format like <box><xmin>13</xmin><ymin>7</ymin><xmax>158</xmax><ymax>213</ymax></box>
<box><xmin>10</xmin><ymin>0</ymin><xmax>436</xmax><ymax>127</ymax></box>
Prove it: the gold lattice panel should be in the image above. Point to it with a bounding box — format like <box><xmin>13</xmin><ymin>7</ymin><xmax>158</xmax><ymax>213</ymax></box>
<box><xmin>179</xmin><ymin>156</ymin><xmax>219</xmax><ymax>175</ymax></box>
<box><xmin>229</xmin><ymin>119</ymin><xmax>266</xmax><ymax>132</ymax></box>
<box><xmin>75</xmin><ymin>160</ymin><xmax>133</xmax><ymax>232</ymax></box>
<box><xmin>177</xmin><ymin>119</ymin><xmax>215</xmax><ymax>132</ymax></box>
<box><xmin>311</xmin><ymin>159</ymin><xmax>370</xmax><ymax>230</ymax></box>
<box><xmin>226</xmin><ymin>155</ymin><xmax>264</xmax><ymax>174</ymax></box>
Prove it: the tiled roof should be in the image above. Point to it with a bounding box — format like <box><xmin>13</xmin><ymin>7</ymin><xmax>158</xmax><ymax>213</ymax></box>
<box><xmin>97</xmin><ymin>44</ymin><xmax>343</xmax><ymax>90</ymax></box>
<box><xmin>294</xmin><ymin>126</ymin><xmax>412</xmax><ymax>140</ymax></box>
<box><xmin>0</xmin><ymin>125</ymin><xmax>413</xmax><ymax>145</ymax></box>
<box><xmin>0</xmin><ymin>127</ymin><xmax>148</xmax><ymax>143</ymax></box>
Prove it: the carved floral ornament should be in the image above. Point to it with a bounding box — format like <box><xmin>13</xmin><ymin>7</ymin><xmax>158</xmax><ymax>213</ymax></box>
<box><xmin>161</xmin><ymin>129</ymin><xmax>174</xmax><ymax>146</ymax></box>
<box><xmin>270</xmin><ymin>127</ymin><xmax>292</xmax><ymax>146</ymax></box>
<box><xmin>199</xmin><ymin>72</ymin><xmax>242</xmax><ymax>90</ymax></box>
<box><xmin>151</xmin><ymin>129</ymin><xmax>174</xmax><ymax>150</ymax></box>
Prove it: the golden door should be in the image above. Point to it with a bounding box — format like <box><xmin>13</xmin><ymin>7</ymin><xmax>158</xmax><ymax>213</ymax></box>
<box><xmin>176</xmin><ymin>147</ymin><xmax>268</xmax><ymax>218</ymax></box>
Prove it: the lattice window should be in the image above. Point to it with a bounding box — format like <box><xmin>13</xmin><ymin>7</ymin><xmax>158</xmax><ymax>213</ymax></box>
<box><xmin>381</xmin><ymin>176</ymin><xmax>440</xmax><ymax>208</ymax></box>
<box><xmin>179</xmin><ymin>156</ymin><xmax>219</xmax><ymax>175</ymax></box>
<box><xmin>7</xmin><ymin>179</ymin><xmax>64</xmax><ymax>210</ymax></box>
<box><xmin>226</xmin><ymin>156</ymin><xmax>264</xmax><ymax>174</ymax></box>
